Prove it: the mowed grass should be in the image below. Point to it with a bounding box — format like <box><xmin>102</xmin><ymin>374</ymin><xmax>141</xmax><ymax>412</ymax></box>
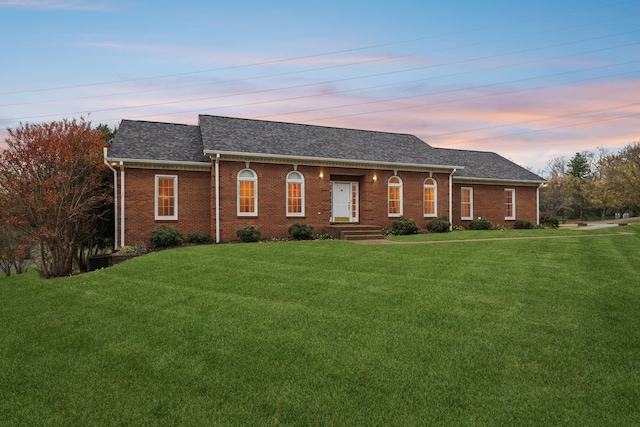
<box><xmin>1</xmin><ymin>226</ymin><xmax>639</xmax><ymax>426</ymax></box>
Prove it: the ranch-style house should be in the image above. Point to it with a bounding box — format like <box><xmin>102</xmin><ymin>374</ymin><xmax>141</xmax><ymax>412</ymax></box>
<box><xmin>105</xmin><ymin>114</ymin><xmax>545</xmax><ymax>245</ymax></box>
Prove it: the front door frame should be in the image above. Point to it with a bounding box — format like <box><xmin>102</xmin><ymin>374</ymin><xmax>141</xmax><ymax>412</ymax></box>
<box><xmin>331</xmin><ymin>181</ymin><xmax>359</xmax><ymax>223</ymax></box>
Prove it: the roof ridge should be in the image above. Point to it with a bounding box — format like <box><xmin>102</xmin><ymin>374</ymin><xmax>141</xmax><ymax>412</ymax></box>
<box><xmin>433</xmin><ymin>146</ymin><xmax>501</xmax><ymax>156</ymax></box>
<box><xmin>122</xmin><ymin>118</ymin><xmax>198</xmax><ymax>128</ymax></box>
<box><xmin>198</xmin><ymin>114</ymin><xmax>421</xmax><ymax>139</ymax></box>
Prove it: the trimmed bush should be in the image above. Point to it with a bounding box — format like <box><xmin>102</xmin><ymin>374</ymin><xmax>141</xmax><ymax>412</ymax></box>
<box><xmin>186</xmin><ymin>233</ymin><xmax>211</xmax><ymax>245</ymax></box>
<box><xmin>469</xmin><ymin>218</ymin><xmax>494</xmax><ymax>230</ymax></box>
<box><xmin>150</xmin><ymin>225</ymin><xmax>184</xmax><ymax>248</ymax></box>
<box><xmin>288</xmin><ymin>223</ymin><xmax>314</xmax><ymax>240</ymax></box>
<box><xmin>392</xmin><ymin>216</ymin><xmax>418</xmax><ymax>235</ymax></box>
<box><xmin>514</xmin><ymin>220</ymin><xmax>534</xmax><ymax>229</ymax></box>
<box><xmin>426</xmin><ymin>217</ymin><xmax>451</xmax><ymax>233</ymax></box>
<box><xmin>236</xmin><ymin>226</ymin><xmax>261</xmax><ymax>243</ymax></box>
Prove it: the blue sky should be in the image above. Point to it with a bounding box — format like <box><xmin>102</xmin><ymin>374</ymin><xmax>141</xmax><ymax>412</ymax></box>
<box><xmin>1</xmin><ymin>0</ymin><xmax>638</xmax><ymax>172</ymax></box>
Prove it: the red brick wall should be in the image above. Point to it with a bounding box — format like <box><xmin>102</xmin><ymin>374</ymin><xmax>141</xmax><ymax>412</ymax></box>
<box><xmin>122</xmin><ymin>168</ymin><xmax>211</xmax><ymax>246</ymax></box>
<box><xmin>121</xmin><ymin>163</ymin><xmax>541</xmax><ymax>244</ymax></box>
<box><xmin>212</xmin><ymin>161</ymin><xmax>452</xmax><ymax>241</ymax></box>
<box><xmin>451</xmin><ymin>183</ymin><xmax>539</xmax><ymax>228</ymax></box>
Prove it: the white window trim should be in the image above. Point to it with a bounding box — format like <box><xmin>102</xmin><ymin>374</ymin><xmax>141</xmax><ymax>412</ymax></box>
<box><xmin>461</xmin><ymin>187</ymin><xmax>473</xmax><ymax>220</ymax></box>
<box><xmin>286</xmin><ymin>171</ymin><xmax>305</xmax><ymax>217</ymax></box>
<box><xmin>505</xmin><ymin>188</ymin><xmax>516</xmax><ymax>220</ymax></box>
<box><xmin>423</xmin><ymin>178</ymin><xmax>438</xmax><ymax>217</ymax></box>
<box><xmin>155</xmin><ymin>174</ymin><xmax>178</xmax><ymax>220</ymax></box>
<box><xmin>237</xmin><ymin>168</ymin><xmax>258</xmax><ymax>217</ymax></box>
<box><xmin>388</xmin><ymin>176</ymin><xmax>403</xmax><ymax>217</ymax></box>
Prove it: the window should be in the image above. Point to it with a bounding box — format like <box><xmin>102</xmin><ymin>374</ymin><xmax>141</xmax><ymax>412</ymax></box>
<box><xmin>237</xmin><ymin>169</ymin><xmax>257</xmax><ymax>216</ymax></box>
<box><xmin>505</xmin><ymin>189</ymin><xmax>515</xmax><ymax>220</ymax></box>
<box><xmin>461</xmin><ymin>187</ymin><xmax>473</xmax><ymax>220</ymax></box>
<box><xmin>388</xmin><ymin>176</ymin><xmax>403</xmax><ymax>217</ymax></box>
<box><xmin>155</xmin><ymin>175</ymin><xmax>178</xmax><ymax>220</ymax></box>
<box><xmin>286</xmin><ymin>171</ymin><xmax>305</xmax><ymax>216</ymax></box>
<box><xmin>423</xmin><ymin>178</ymin><xmax>437</xmax><ymax>217</ymax></box>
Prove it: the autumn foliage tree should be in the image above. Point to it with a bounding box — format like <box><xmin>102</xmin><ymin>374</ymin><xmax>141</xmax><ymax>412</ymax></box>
<box><xmin>541</xmin><ymin>143</ymin><xmax>640</xmax><ymax>221</ymax></box>
<box><xmin>0</xmin><ymin>118</ymin><xmax>112</xmax><ymax>278</ymax></box>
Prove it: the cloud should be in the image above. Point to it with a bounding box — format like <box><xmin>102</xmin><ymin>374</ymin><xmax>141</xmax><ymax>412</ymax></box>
<box><xmin>0</xmin><ymin>0</ymin><xmax>111</xmax><ymax>10</ymax></box>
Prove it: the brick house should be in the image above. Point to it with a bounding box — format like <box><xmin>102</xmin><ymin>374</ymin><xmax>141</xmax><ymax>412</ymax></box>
<box><xmin>105</xmin><ymin>115</ymin><xmax>544</xmax><ymax>245</ymax></box>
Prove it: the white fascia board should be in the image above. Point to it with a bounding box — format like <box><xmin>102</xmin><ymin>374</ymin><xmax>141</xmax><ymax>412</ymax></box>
<box><xmin>453</xmin><ymin>176</ymin><xmax>546</xmax><ymax>186</ymax></box>
<box><xmin>203</xmin><ymin>150</ymin><xmax>465</xmax><ymax>172</ymax></box>
<box><xmin>105</xmin><ymin>156</ymin><xmax>211</xmax><ymax>169</ymax></box>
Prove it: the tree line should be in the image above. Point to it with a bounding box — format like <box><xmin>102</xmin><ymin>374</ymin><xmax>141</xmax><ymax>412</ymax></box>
<box><xmin>539</xmin><ymin>142</ymin><xmax>640</xmax><ymax>222</ymax></box>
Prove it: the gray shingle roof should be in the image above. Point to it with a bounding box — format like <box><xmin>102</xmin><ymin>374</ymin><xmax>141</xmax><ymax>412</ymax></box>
<box><xmin>198</xmin><ymin>115</ymin><xmax>451</xmax><ymax>167</ymax></box>
<box><xmin>108</xmin><ymin>115</ymin><xmax>544</xmax><ymax>182</ymax></box>
<box><xmin>435</xmin><ymin>148</ymin><xmax>544</xmax><ymax>182</ymax></box>
<box><xmin>109</xmin><ymin>120</ymin><xmax>208</xmax><ymax>163</ymax></box>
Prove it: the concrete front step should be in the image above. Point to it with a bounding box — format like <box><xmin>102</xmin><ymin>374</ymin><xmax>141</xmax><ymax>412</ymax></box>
<box><xmin>326</xmin><ymin>225</ymin><xmax>384</xmax><ymax>241</ymax></box>
<box><xmin>342</xmin><ymin>233</ymin><xmax>385</xmax><ymax>241</ymax></box>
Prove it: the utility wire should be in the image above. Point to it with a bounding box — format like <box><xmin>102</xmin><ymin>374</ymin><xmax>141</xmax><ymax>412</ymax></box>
<box><xmin>0</xmin><ymin>0</ymin><xmax>637</xmax><ymax>96</ymax></box>
<box><xmin>2</xmin><ymin>11</ymin><xmax>637</xmax><ymax>107</ymax></box>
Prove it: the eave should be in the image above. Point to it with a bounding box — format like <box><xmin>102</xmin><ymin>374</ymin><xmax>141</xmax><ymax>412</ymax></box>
<box><xmin>105</xmin><ymin>157</ymin><xmax>211</xmax><ymax>172</ymax></box>
<box><xmin>204</xmin><ymin>150</ymin><xmax>465</xmax><ymax>174</ymax></box>
<box><xmin>453</xmin><ymin>176</ymin><xmax>546</xmax><ymax>186</ymax></box>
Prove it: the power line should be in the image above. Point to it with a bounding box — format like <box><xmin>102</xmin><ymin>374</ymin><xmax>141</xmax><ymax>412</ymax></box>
<box><xmin>0</xmin><ymin>0</ymin><xmax>637</xmax><ymax>96</ymax></box>
<box><xmin>429</xmin><ymin>101</ymin><xmax>640</xmax><ymax>139</ymax></box>
<box><xmin>2</xmin><ymin>11</ymin><xmax>637</xmax><ymax>108</ymax></box>
<box><xmin>439</xmin><ymin>111</ymin><xmax>640</xmax><ymax>146</ymax></box>
<box><xmin>3</xmin><ymin>36</ymin><xmax>637</xmax><ymax>123</ymax></box>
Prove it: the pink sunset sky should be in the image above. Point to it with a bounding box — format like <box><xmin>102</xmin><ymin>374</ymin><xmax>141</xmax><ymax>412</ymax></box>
<box><xmin>0</xmin><ymin>0</ymin><xmax>638</xmax><ymax>174</ymax></box>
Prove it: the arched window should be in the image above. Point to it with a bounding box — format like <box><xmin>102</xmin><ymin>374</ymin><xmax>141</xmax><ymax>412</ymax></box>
<box><xmin>423</xmin><ymin>178</ymin><xmax>437</xmax><ymax>217</ymax></box>
<box><xmin>237</xmin><ymin>169</ymin><xmax>257</xmax><ymax>216</ymax></box>
<box><xmin>388</xmin><ymin>176</ymin><xmax>403</xmax><ymax>217</ymax></box>
<box><xmin>286</xmin><ymin>171</ymin><xmax>305</xmax><ymax>216</ymax></box>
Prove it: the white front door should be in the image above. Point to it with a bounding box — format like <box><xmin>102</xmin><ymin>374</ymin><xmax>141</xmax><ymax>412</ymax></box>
<box><xmin>331</xmin><ymin>182</ymin><xmax>358</xmax><ymax>222</ymax></box>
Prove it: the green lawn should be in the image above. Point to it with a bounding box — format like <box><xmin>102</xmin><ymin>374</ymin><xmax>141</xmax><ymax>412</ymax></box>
<box><xmin>388</xmin><ymin>224</ymin><xmax>634</xmax><ymax>242</ymax></box>
<box><xmin>1</xmin><ymin>226</ymin><xmax>639</xmax><ymax>426</ymax></box>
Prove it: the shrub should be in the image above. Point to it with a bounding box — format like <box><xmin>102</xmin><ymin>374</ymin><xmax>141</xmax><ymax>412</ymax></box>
<box><xmin>236</xmin><ymin>226</ymin><xmax>261</xmax><ymax>243</ymax></box>
<box><xmin>186</xmin><ymin>233</ymin><xmax>211</xmax><ymax>245</ymax></box>
<box><xmin>150</xmin><ymin>225</ymin><xmax>184</xmax><ymax>248</ymax></box>
<box><xmin>514</xmin><ymin>220</ymin><xmax>534</xmax><ymax>229</ymax></box>
<box><xmin>426</xmin><ymin>216</ymin><xmax>451</xmax><ymax>233</ymax></box>
<box><xmin>540</xmin><ymin>215</ymin><xmax>560</xmax><ymax>228</ymax></box>
<box><xmin>119</xmin><ymin>241</ymin><xmax>147</xmax><ymax>255</ymax></box>
<box><xmin>469</xmin><ymin>218</ymin><xmax>494</xmax><ymax>230</ymax></box>
<box><xmin>313</xmin><ymin>232</ymin><xmax>333</xmax><ymax>240</ymax></box>
<box><xmin>288</xmin><ymin>223</ymin><xmax>314</xmax><ymax>240</ymax></box>
<box><xmin>392</xmin><ymin>216</ymin><xmax>418</xmax><ymax>235</ymax></box>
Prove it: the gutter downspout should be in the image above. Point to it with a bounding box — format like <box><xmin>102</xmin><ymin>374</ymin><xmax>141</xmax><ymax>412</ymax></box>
<box><xmin>215</xmin><ymin>153</ymin><xmax>220</xmax><ymax>243</ymax></box>
<box><xmin>449</xmin><ymin>169</ymin><xmax>457</xmax><ymax>231</ymax></box>
<box><xmin>536</xmin><ymin>183</ymin><xmax>543</xmax><ymax>225</ymax></box>
<box><xmin>120</xmin><ymin>162</ymin><xmax>125</xmax><ymax>247</ymax></box>
<box><xmin>103</xmin><ymin>148</ymin><xmax>118</xmax><ymax>250</ymax></box>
